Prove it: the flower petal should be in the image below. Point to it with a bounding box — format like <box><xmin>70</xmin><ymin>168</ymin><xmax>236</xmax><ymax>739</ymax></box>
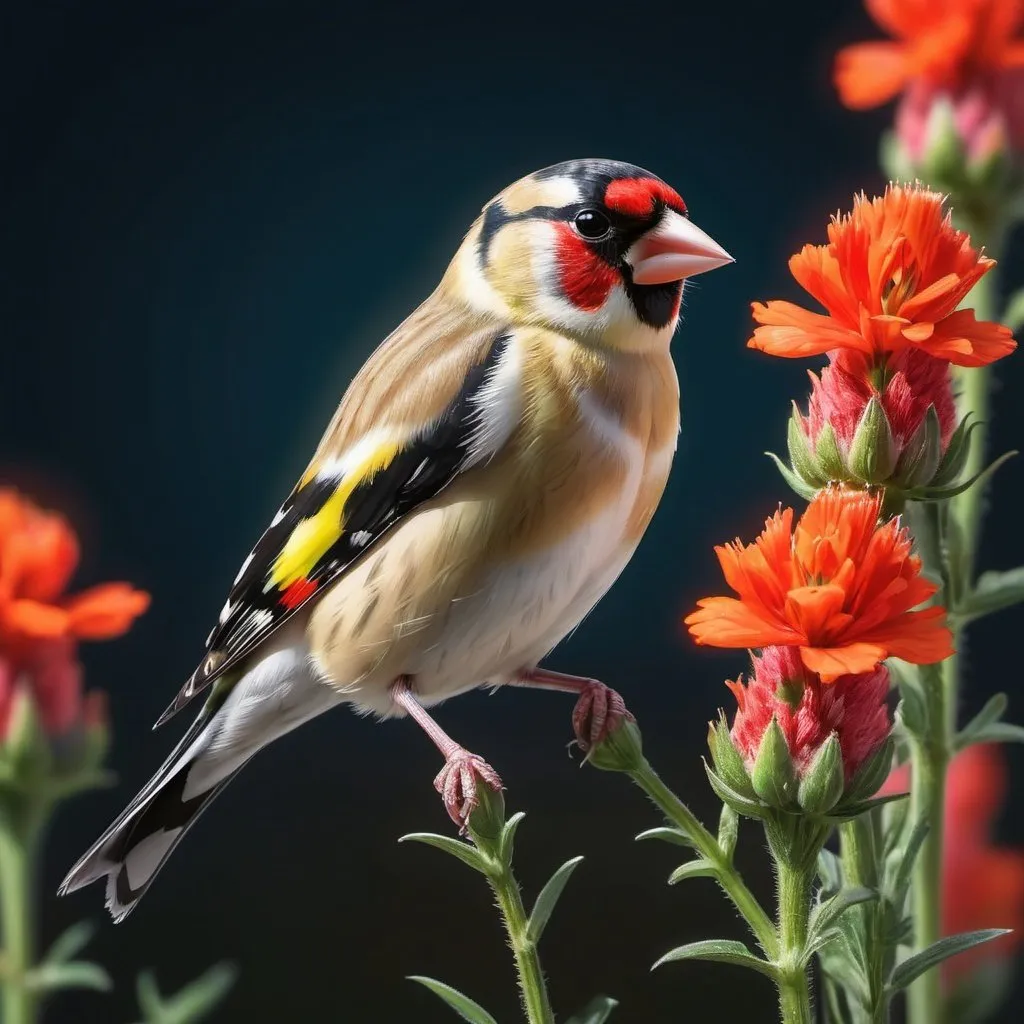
<box><xmin>65</xmin><ymin>584</ymin><xmax>150</xmax><ymax>639</ymax></box>
<box><xmin>834</xmin><ymin>42</ymin><xmax>910</xmax><ymax>109</ymax></box>
<box><xmin>800</xmin><ymin>642</ymin><xmax>888</xmax><ymax>681</ymax></box>
<box><xmin>3</xmin><ymin>599</ymin><xmax>71</xmax><ymax>638</ymax></box>
<box><xmin>685</xmin><ymin>597</ymin><xmax>801</xmax><ymax>649</ymax></box>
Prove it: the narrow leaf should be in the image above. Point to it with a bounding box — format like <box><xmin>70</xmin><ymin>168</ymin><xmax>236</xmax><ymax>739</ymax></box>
<box><xmin>956</xmin><ymin>692</ymin><xmax>1010</xmax><ymax>748</ymax></box>
<box><xmin>527</xmin><ymin>856</ymin><xmax>583</xmax><ymax>943</ymax></box>
<box><xmin>133</xmin><ymin>964</ymin><xmax>237</xmax><ymax>1024</ymax></box>
<box><xmin>891</xmin><ymin>818</ymin><xmax>930</xmax><ymax>903</ymax></box>
<box><xmin>888</xmin><ymin>930</ymin><xmax>1009</xmax><ymax>991</ymax></box>
<box><xmin>408</xmin><ymin>976</ymin><xmax>498</xmax><ymax>1024</ymax></box>
<box><xmin>652</xmin><ymin>939</ymin><xmax>777</xmax><ymax>978</ymax></box>
<box><xmin>498</xmin><ymin>811</ymin><xmax>526</xmax><ymax>866</ymax></box>
<box><xmin>766</xmin><ymin>452</ymin><xmax>818</xmax><ymax>500</ymax></box>
<box><xmin>399</xmin><ymin>833</ymin><xmax>488</xmax><ymax>873</ymax></box>
<box><xmin>566</xmin><ymin>995</ymin><xmax>619</xmax><ymax>1024</ymax></box>
<box><xmin>43</xmin><ymin>921</ymin><xmax>96</xmax><ymax>964</ymax></box>
<box><xmin>704</xmin><ymin>763</ymin><xmax>769</xmax><ymax>819</ymax></box>
<box><xmin>135</xmin><ymin>971</ymin><xmax>163</xmax><ymax>1018</ymax></box>
<box><xmin>635</xmin><ymin>827</ymin><xmax>691</xmax><ymax>847</ymax></box>
<box><xmin>817</xmin><ymin>848</ymin><xmax>842</xmax><ymax>894</ymax></box>
<box><xmin>959</xmin><ymin>567</ymin><xmax>1024</xmax><ymax>625</ymax></box>
<box><xmin>718</xmin><ymin>804</ymin><xmax>739</xmax><ymax>861</ymax></box>
<box><xmin>958</xmin><ymin>721</ymin><xmax>1024</xmax><ymax>746</ymax></box>
<box><xmin>809</xmin><ymin>887</ymin><xmax>877</xmax><ymax>943</ymax></box>
<box><xmin>26</xmin><ymin>961</ymin><xmax>112</xmax><ymax>994</ymax></box>
<box><xmin>667</xmin><ymin>860</ymin><xmax>718</xmax><ymax>885</ymax></box>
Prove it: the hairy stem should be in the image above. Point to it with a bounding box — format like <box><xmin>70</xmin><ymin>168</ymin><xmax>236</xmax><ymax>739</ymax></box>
<box><xmin>775</xmin><ymin>860</ymin><xmax>813</xmax><ymax>1024</ymax></box>
<box><xmin>628</xmin><ymin>758</ymin><xmax>778</xmax><ymax>958</ymax></box>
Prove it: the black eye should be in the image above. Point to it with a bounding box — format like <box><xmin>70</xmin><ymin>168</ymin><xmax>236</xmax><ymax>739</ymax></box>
<box><xmin>573</xmin><ymin>208</ymin><xmax>611</xmax><ymax>240</ymax></box>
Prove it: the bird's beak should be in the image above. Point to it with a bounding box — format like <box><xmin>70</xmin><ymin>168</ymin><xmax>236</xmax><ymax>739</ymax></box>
<box><xmin>628</xmin><ymin>210</ymin><xmax>734</xmax><ymax>285</ymax></box>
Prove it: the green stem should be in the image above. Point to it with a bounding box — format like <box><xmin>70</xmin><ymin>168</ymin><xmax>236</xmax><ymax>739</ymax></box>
<box><xmin>628</xmin><ymin>757</ymin><xmax>778</xmax><ymax>958</ymax></box>
<box><xmin>0</xmin><ymin>816</ymin><xmax>40</xmax><ymax>1024</ymax></box>
<box><xmin>907</xmin><ymin>666</ymin><xmax>949</xmax><ymax>1024</ymax></box>
<box><xmin>484</xmin><ymin>861</ymin><xmax>554</xmax><ymax>1024</ymax></box>
<box><xmin>775</xmin><ymin>860</ymin><xmax>813</xmax><ymax>1024</ymax></box>
<box><xmin>907</xmin><ymin>221</ymin><xmax>1003</xmax><ymax>1024</ymax></box>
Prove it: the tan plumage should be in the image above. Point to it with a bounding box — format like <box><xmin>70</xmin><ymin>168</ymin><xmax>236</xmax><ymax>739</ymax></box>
<box><xmin>60</xmin><ymin>158</ymin><xmax>732</xmax><ymax>920</ymax></box>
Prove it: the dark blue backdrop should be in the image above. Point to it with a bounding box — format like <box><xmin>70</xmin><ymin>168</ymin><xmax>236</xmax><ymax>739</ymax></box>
<box><xmin>2</xmin><ymin>2</ymin><xmax>1022</xmax><ymax>1021</ymax></box>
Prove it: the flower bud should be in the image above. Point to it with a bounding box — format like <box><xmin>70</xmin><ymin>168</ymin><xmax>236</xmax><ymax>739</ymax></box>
<box><xmin>586</xmin><ymin>717</ymin><xmax>644</xmax><ymax>774</ymax></box>
<box><xmin>782</xmin><ymin>349</ymin><xmax>971</xmax><ymax>499</ymax></box>
<box><xmin>885</xmin><ymin>80</ymin><xmax>1023</xmax><ymax>212</ymax></box>
<box><xmin>721</xmin><ymin>647</ymin><xmax>892</xmax><ymax>817</ymax></box>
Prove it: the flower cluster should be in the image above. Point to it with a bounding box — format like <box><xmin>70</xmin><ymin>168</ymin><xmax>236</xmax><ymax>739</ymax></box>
<box><xmin>835</xmin><ymin>0</ymin><xmax>1024</xmax><ymax>205</ymax></box>
<box><xmin>0</xmin><ymin>489</ymin><xmax>148</xmax><ymax>753</ymax></box>
<box><xmin>753</xmin><ymin>186</ymin><xmax>1015</xmax><ymax>499</ymax></box>
<box><xmin>687</xmin><ymin>184</ymin><xmax>1020</xmax><ymax>807</ymax></box>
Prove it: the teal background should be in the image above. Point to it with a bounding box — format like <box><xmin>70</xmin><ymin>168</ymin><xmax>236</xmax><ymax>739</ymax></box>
<box><xmin>1</xmin><ymin>2</ymin><xmax>1022</xmax><ymax>1020</ymax></box>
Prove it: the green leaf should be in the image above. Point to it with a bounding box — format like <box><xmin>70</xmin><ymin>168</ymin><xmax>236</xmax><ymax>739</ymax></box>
<box><xmin>653</xmin><ymin>939</ymin><xmax>777</xmax><ymax>978</ymax></box>
<box><xmin>809</xmin><ymin>887</ymin><xmax>877</xmax><ymax>946</ymax></box>
<box><xmin>527</xmin><ymin>856</ymin><xmax>583</xmax><ymax>943</ymax></box>
<box><xmin>959</xmin><ymin>721</ymin><xmax>1024</xmax><ymax>746</ymax></box>
<box><xmin>890</xmin><ymin>818</ymin><xmax>929</xmax><ymax>905</ymax></box>
<box><xmin>134</xmin><ymin>964</ymin><xmax>237</xmax><ymax>1024</ymax></box>
<box><xmin>958</xmin><ymin>692</ymin><xmax>1008</xmax><ymax>739</ymax></box>
<box><xmin>408</xmin><ymin>977</ymin><xmax>498</xmax><ymax>1024</ymax></box>
<box><xmin>888</xmin><ymin>930</ymin><xmax>1009</xmax><ymax>992</ymax></box>
<box><xmin>817</xmin><ymin>848</ymin><xmax>842</xmax><ymax>894</ymax></box>
<box><xmin>566</xmin><ymin>995</ymin><xmax>619</xmax><ymax>1024</ymax></box>
<box><xmin>498</xmin><ymin>811</ymin><xmax>526</xmax><ymax>866</ymax></box>
<box><xmin>26</xmin><ymin>961</ymin><xmax>112</xmax><ymax>994</ymax></box>
<box><xmin>43</xmin><ymin>921</ymin><xmax>96</xmax><ymax>964</ymax></box>
<box><xmin>635</xmin><ymin>827</ymin><xmax>691</xmax><ymax>846</ymax></box>
<box><xmin>667</xmin><ymin>859</ymin><xmax>718</xmax><ymax>885</ymax></box>
<box><xmin>398</xmin><ymin>833</ymin><xmax>488</xmax><ymax>874</ymax></box>
<box><xmin>896</xmin><ymin>672</ymin><xmax>928</xmax><ymax>736</ymax></box>
<box><xmin>703</xmin><ymin>763</ymin><xmax>769</xmax><ymax>819</ymax></box>
<box><xmin>825</xmin><ymin>793</ymin><xmax>908</xmax><ymax>823</ymax></box>
<box><xmin>766</xmin><ymin>452</ymin><xmax>818</xmax><ymax>500</ymax></box>
<box><xmin>959</xmin><ymin>567</ymin><xmax>1024</xmax><ymax>625</ymax></box>
<box><xmin>1003</xmin><ymin>287</ymin><xmax>1024</xmax><ymax>334</ymax></box>
<box><xmin>717</xmin><ymin>804</ymin><xmax>739</xmax><ymax>861</ymax></box>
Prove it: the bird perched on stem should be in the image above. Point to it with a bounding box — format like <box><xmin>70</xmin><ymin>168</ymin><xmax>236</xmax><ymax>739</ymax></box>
<box><xmin>60</xmin><ymin>158</ymin><xmax>732</xmax><ymax>920</ymax></box>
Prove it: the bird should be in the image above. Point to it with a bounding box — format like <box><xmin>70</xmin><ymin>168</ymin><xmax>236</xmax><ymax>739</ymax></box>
<box><xmin>59</xmin><ymin>157</ymin><xmax>733</xmax><ymax>921</ymax></box>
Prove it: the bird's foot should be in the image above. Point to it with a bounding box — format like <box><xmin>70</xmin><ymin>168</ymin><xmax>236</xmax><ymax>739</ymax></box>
<box><xmin>570</xmin><ymin>680</ymin><xmax>633</xmax><ymax>753</ymax></box>
<box><xmin>433</xmin><ymin>748</ymin><xmax>503</xmax><ymax>832</ymax></box>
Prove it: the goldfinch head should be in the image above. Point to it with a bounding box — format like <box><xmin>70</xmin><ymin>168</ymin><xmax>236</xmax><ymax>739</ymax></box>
<box><xmin>445</xmin><ymin>158</ymin><xmax>733</xmax><ymax>349</ymax></box>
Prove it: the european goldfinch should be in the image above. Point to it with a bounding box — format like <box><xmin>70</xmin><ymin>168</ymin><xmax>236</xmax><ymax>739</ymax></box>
<box><xmin>60</xmin><ymin>158</ymin><xmax>732</xmax><ymax>921</ymax></box>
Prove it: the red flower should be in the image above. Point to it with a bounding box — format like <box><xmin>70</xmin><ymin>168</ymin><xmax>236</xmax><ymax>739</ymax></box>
<box><xmin>727</xmin><ymin>646</ymin><xmax>890</xmax><ymax>781</ymax></box>
<box><xmin>883</xmin><ymin>745</ymin><xmax>1024</xmax><ymax>985</ymax></box>
<box><xmin>834</xmin><ymin>0</ymin><xmax>1024</xmax><ymax>110</ymax></box>
<box><xmin>750</xmin><ymin>185</ymin><xmax>1016</xmax><ymax>367</ymax></box>
<box><xmin>0</xmin><ymin>489</ymin><xmax>150</xmax><ymax>648</ymax></box>
<box><xmin>685</xmin><ymin>488</ymin><xmax>953</xmax><ymax>681</ymax></box>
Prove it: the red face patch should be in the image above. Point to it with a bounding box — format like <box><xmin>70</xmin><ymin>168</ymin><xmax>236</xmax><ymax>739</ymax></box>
<box><xmin>555</xmin><ymin>223</ymin><xmax>619</xmax><ymax>311</ymax></box>
<box><xmin>604</xmin><ymin>177</ymin><xmax>687</xmax><ymax>218</ymax></box>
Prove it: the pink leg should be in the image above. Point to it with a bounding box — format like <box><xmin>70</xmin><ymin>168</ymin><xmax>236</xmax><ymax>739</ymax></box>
<box><xmin>512</xmin><ymin>668</ymin><xmax>633</xmax><ymax>752</ymax></box>
<box><xmin>391</xmin><ymin>678</ymin><xmax>502</xmax><ymax>830</ymax></box>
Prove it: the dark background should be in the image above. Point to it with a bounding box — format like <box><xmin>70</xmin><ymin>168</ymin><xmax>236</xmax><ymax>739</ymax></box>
<box><xmin>2</xmin><ymin>2</ymin><xmax>1022</xmax><ymax>1021</ymax></box>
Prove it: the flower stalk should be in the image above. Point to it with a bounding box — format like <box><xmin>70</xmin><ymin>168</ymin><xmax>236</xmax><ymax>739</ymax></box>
<box><xmin>775</xmin><ymin>859</ymin><xmax>814</xmax><ymax>1024</ymax></box>
<box><xmin>0</xmin><ymin>811</ymin><xmax>41</xmax><ymax>1024</ymax></box>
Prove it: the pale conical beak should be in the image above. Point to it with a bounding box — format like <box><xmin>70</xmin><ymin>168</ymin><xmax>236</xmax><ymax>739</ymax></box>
<box><xmin>628</xmin><ymin>209</ymin><xmax>734</xmax><ymax>285</ymax></box>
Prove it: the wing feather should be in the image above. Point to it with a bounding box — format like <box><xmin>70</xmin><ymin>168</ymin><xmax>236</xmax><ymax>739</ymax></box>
<box><xmin>156</xmin><ymin>307</ymin><xmax>516</xmax><ymax>726</ymax></box>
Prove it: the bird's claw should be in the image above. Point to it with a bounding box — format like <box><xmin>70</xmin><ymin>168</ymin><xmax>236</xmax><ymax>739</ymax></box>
<box><xmin>571</xmin><ymin>681</ymin><xmax>633</xmax><ymax>752</ymax></box>
<box><xmin>433</xmin><ymin>749</ymin><xmax>503</xmax><ymax>832</ymax></box>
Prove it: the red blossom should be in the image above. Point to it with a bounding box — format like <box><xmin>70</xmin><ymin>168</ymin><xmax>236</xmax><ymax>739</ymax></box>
<box><xmin>727</xmin><ymin>645</ymin><xmax>891</xmax><ymax>781</ymax></box>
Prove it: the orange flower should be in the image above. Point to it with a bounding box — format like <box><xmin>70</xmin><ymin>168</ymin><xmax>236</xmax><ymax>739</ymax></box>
<box><xmin>750</xmin><ymin>185</ymin><xmax>1016</xmax><ymax>367</ymax></box>
<box><xmin>0</xmin><ymin>489</ymin><xmax>149</xmax><ymax>648</ymax></box>
<box><xmin>834</xmin><ymin>0</ymin><xmax>1024</xmax><ymax>110</ymax></box>
<box><xmin>685</xmin><ymin>488</ymin><xmax>953</xmax><ymax>681</ymax></box>
<box><xmin>883</xmin><ymin>745</ymin><xmax>1024</xmax><ymax>986</ymax></box>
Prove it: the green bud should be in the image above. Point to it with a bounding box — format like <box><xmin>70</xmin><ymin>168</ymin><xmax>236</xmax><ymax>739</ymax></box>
<box><xmin>797</xmin><ymin>734</ymin><xmax>845</xmax><ymax>815</ymax></box>
<box><xmin>845</xmin><ymin>736</ymin><xmax>895</xmax><ymax>803</ymax></box>
<box><xmin>707</xmin><ymin>715</ymin><xmax>756</xmax><ymax>798</ymax></box>
<box><xmin>922</xmin><ymin>97</ymin><xmax>968</xmax><ymax>187</ymax></box>
<box><xmin>466</xmin><ymin>782</ymin><xmax>506</xmax><ymax>845</ymax></box>
<box><xmin>814</xmin><ymin>423</ymin><xmax>846</xmax><ymax>481</ymax></box>
<box><xmin>932</xmin><ymin>414</ymin><xmax>975</xmax><ymax>486</ymax></box>
<box><xmin>787</xmin><ymin>405</ymin><xmax>826</xmax><ymax>488</ymax></box>
<box><xmin>848</xmin><ymin>396</ymin><xmax>898</xmax><ymax>484</ymax></box>
<box><xmin>3</xmin><ymin>686</ymin><xmax>53</xmax><ymax>784</ymax></box>
<box><xmin>586</xmin><ymin>717</ymin><xmax>644</xmax><ymax>774</ymax></box>
<box><xmin>895</xmin><ymin>405</ymin><xmax>943</xmax><ymax>488</ymax></box>
<box><xmin>750</xmin><ymin>718</ymin><xmax>798</xmax><ymax>810</ymax></box>
<box><xmin>879</xmin><ymin>129</ymin><xmax>917</xmax><ymax>184</ymax></box>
